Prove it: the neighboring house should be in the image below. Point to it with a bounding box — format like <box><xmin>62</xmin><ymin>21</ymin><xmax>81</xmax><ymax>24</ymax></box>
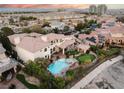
<box><xmin>84</xmin><ymin>40</ymin><xmax>96</xmax><ymax>46</ymax></box>
<box><xmin>8</xmin><ymin>33</ymin><xmax>76</xmax><ymax>62</ymax></box>
<box><xmin>109</xmin><ymin>27</ymin><xmax>124</xmax><ymax>45</ymax></box>
<box><xmin>0</xmin><ymin>43</ymin><xmax>18</xmax><ymax>81</ymax></box>
<box><xmin>78</xmin><ymin>31</ymin><xmax>99</xmax><ymax>45</ymax></box>
<box><xmin>96</xmin><ymin>23</ymin><xmax>124</xmax><ymax>45</ymax></box>
<box><xmin>78</xmin><ymin>22</ymin><xmax>124</xmax><ymax>46</ymax></box>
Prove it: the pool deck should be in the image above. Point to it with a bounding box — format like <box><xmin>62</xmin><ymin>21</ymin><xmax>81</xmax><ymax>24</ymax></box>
<box><xmin>48</xmin><ymin>58</ymin><xmax>78</xmax><ymax>76</ymax></box>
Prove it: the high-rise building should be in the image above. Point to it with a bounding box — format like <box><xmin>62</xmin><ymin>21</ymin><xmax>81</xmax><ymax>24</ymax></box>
<box><xmin>89</xmin><ymin>5</ymin><xmax>97</xmax><ymax>14</ymax></box>
<box><xmin>97</xmin><ymin>4</ymin><xmax>107</xmax><ymax>15</ymax></box>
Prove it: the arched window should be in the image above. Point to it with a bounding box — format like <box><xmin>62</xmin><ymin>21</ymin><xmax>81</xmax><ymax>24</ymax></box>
<box><xmin>44</xmin><ymin>48</ymin><xmax>47</xmax><ymax>52</ymax></box>
<box><xmin>53</xmin><ymin>47</ymin><xmax>55</xmax><ymax>51</ymax></box>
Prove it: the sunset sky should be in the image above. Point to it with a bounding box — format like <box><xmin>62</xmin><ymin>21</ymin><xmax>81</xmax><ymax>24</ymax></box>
<box><xmin>0</xmin><ymin>4</ymin><xmax>124</xmax><ymax>9</ymax></box>
<box><xmin>0</xmin><ymin>4</ymin><xmax>90</xmax><ymax>9</ymax></box>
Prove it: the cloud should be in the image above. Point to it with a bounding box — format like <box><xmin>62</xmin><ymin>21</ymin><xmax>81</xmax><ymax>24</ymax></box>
<box><xmin>0</xmin><ymin>4</ymin><xmax>89</xmax><ymax>8</ymax></box>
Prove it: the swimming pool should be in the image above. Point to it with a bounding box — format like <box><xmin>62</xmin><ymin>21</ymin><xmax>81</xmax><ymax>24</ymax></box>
<box><xmin>48</xmin><ymin>58</ymin><xmax>78</xmax><ymax>76</ymax></box>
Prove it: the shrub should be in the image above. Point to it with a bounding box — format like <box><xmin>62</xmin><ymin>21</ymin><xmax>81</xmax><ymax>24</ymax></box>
<box><xmin>1</xmin><ymin>27</ymin><xmax>14</xmax><ymax>36</ymax></box>
<box><xmin>65</xmin><ymin>50</ymin><xmax>79</xmax><ymax>55</ymax></box>
<box><xmin>66</xmin><ymin>70</ymin><xmax>75</xmax><ymax>81</ymax></box>
<box><xmin>106</xmin><ymin>48</ymin><xmax>120</xmax><ymax>56</ymax></box>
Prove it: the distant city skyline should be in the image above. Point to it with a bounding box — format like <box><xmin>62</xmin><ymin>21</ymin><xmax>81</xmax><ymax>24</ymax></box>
<box><xmin>0</xmin><ymin>4</ymin><xmax>124</xmax><ymax>9</ymax></box>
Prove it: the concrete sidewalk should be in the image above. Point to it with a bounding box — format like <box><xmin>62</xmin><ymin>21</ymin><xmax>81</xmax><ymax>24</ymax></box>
<box><xmin>71</xmin><ymin>55</ymin><xmax>123</xmax><ymax>89</ymax></box>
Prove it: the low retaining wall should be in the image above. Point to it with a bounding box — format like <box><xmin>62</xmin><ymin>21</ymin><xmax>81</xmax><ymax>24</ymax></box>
<box><xmin>71</xmin><ymin>55</ymin><xmax>123</xmax><ymax>89</ymax></box>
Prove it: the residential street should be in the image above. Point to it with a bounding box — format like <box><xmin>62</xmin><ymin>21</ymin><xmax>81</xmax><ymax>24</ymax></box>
<box><xmin>71</xmin><ymin>55</ymin><xmax>123</xmax><ymax>89</ymax></box>
<box><xmin>85</xmin><ymin>59</ymin><xmax>124</xmax><ymax>89</ymax></box>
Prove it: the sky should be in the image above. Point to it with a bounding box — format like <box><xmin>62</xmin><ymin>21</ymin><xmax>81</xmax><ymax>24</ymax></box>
<box><xmin>0</xmin><ymin>4</ymin><xmax>89</xmax><ymax>9</ymax></box>
<box><xmin>0</xmin><ymin>4</ymin><xmax>124</xmax><ymax>9</ymax></box>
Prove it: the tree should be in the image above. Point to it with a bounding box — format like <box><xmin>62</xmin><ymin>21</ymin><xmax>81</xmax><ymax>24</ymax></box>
<box><xmin>34</xmin><ymin>58</ymin><xmax>50</xmax><ymax>68</ymax></box>
<box><xmin>30</xmin><ymin>24</ymin><xmax>42</xmax><ymax>33</ymax></box>
<box><xmin>97</xmin><ymin>23</ymin><xmax>101</xmax><ymax>28</ymax></box>
<box><xmin>57</xmin><ymin>9</ymin><xmax>65</xmax><ymax>12</ymax></box>
<box><xmin>50</xmin><ymin>77</ymin><xmax>65</xmax><ymax>89</ymax></box>
<box><xmin>19</xmin><ymin>16</ymin><xmax>37</xmax><ymax>21</ymax></box>
<box><xmin>42</xmin><ymin>22</ymin><xmax>50</xmax><ymax>27</ymax></box>
<box><xmin>53</xmin><ymin>27</ymin><xmax>59</xmax><ymax>33</ymax></box>
<box><xmin>0</xmin><ymin>32</ymin><xmax>18</xmax><ymax>59</ymax></box>
<box><xmin>75</xmin><ymin>22</ymin><xmax>84</xmax><ymax>31</ymax></box>
<box><xmin>0</xmin><ymin>34</ymin><xmax>13</xmax><ymax>54</ymax></box>
<box><xmin>63</xmin><ymin>26</ymin><xmax>70</xmax><ymax>32</ymax></box>
<box><xmin>85</xmin><ymin>29</ymin><xmax>91</xmax><ymax>34</ymax></box>
<box><xmin>1</xmin><ymin>27</ymin><xmax>14</xmax><ymax>36</ymax></box>
<box><xmin>22</xmin><ymin>28</ymin><xmax>32</xmax><ymax>33</ymax></box>
<box><xmin>9</xmin><ymin>17</ymin><xmax>14</xmax><ymax>25</ymax></box>
<box><xmin>66</xmin><ymin>70</ymin><xmax>75</xmax><ymax>82</ymax></box>
<box><xmin>90</xmin><ymin>45</ymin><xmax>98</xmax><ymax>53</ymax></box>
<box><xmin>24</xmin><ymin>58</ymin><xmax>49</xmax><ymax>78</ymax></box>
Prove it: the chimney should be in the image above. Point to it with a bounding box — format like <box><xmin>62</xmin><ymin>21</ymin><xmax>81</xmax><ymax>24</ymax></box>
<box><xmin>14</xmin><ymin>37</ymin><xmax>20</xmax><ymax>45</ymax></box>
<box><xmin>41</xmin><ymin>36</ymin><xmax>47</xmax><ymax>42</ymax></box>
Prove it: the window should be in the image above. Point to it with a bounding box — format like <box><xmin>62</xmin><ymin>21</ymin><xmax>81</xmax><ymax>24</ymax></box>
<box><xmin>44</xmin><ymin>48</ymin><xmax>47</xmax><ymax>52</ymax></box>
<box><xmin>53</xmin><ymin>47</ymin><xmax>55</xmax><ymax>51</ymax></box>
<box><xmin>60</xmin><ymin>39</ymin><xmax>63</xmax><ymax>42</ymax></box>
<box><xmin>53</xmin><ymin>41</ymin><xmax>55</xmax><ymax>43</ymax></box>
<box><xmin>48</xmin><ymin>55</ymin><xmax>49</xmax><ymax>59</ymax></box>
<box><xmin>45</xmin><ymin>55</ymin><xmax>47</xmax><ymax>58</ymax></box>
<box><xmin>50</xmin><ymin>49</ymin><xmax>52</xmax><ymax>54</ymax></box>
<box><xmin>51</xmin><ymin>41</ymin><xmax>53</xmax><ymax>45</ymax></box>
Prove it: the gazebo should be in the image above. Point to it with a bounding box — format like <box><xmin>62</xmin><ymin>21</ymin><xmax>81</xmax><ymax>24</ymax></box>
<box><xmin>56</xmin><ymin>39</ymin><xmax>75</xmax><ymax>54</ymax></box>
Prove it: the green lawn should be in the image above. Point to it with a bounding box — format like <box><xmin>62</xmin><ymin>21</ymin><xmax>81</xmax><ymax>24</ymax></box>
<box><xmin>76</xmin><ymin>54</ymin><xmax>95</xmax><ymax>64</ymax></box>
<box><xmin>16</xmin><ymin>74</ymin><xmax>39</xmax><ymax>89</ymax></box>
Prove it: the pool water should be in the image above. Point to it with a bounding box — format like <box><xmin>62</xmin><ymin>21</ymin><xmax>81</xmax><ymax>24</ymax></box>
<box><xmin>48</xmin><ymin>58</ymin><xmax>77</xmax><ymax>76</ymax></box>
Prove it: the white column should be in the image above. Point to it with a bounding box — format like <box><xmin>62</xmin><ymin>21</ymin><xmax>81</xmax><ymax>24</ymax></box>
<box><xmin>0</xmin><ymin>73</ymin><xmax>2</xmax><ymax>82</ymax></box>
<box><xmin>62</xmin><ymin>48</ymin><xmax>65</xmax><ymax>54</ymax></box>
<box><xmin>14</xmin><ymin>66</ymin><xmax>17</xmax><ymax>73</ymax></box>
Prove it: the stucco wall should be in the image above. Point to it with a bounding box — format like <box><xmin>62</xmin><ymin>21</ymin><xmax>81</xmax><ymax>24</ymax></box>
<box><xmin>15</xmin><ymin>46</ymin><xmax>35</xmax><ymax>62</ymax></box>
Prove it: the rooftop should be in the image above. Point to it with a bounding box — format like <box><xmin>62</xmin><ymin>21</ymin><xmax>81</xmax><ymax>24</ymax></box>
<box><xmin>8</xmin><ymin>33</ymin><xmax>68</xmax><ymax>53</ymax></box>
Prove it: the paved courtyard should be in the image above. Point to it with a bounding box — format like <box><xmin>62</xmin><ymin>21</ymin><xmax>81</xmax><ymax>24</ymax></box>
<box><xmin>85</xmin><ymin>60</ymin><xmax>124</xmax><ymax>89</ymax></box>
<box><xmin>0</xmin><ymin>76</ymin><xmax>27</xmax><ymax>89</ymax></box>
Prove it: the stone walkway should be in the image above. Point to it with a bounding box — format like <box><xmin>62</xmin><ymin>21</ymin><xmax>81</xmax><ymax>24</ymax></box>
<box><xmin>71</xmin><ymin>55</ymin><xmax>123</xmax><ymax>89</ymax></box>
